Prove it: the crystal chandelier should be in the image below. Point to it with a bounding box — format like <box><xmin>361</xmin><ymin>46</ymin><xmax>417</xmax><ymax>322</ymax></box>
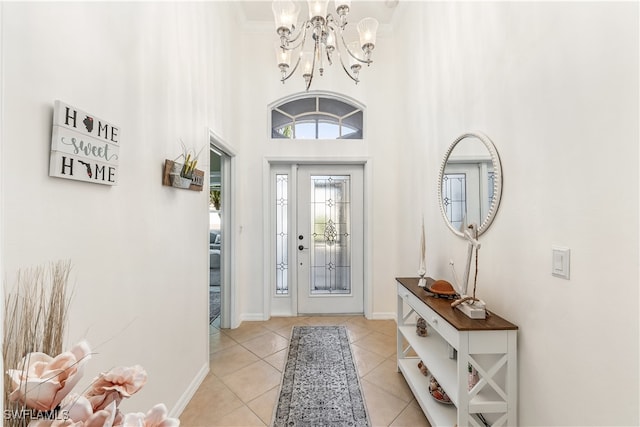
<box><xmin>272</xmin><ymin>0</ymin><xmax>379</xmax><ymax>90</ymax></box>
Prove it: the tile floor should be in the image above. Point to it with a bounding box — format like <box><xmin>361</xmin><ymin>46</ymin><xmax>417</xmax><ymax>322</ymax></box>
<box><xmin>180</xmin><ymin>316</ymin><xmax>430</xmax><ymax>427</ymax></box>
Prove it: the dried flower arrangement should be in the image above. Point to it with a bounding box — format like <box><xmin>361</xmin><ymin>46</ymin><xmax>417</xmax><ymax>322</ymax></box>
<box><xmin>3</xmin><ymin>261</ymin><xmax>179</xmax><ymax>427</ymax></box>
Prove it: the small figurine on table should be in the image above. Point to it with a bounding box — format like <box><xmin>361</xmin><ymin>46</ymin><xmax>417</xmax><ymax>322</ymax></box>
<box><xmin>416</xmin><ymin>316</ymin><xmax>428</xmax><ymax>337</ymax></box>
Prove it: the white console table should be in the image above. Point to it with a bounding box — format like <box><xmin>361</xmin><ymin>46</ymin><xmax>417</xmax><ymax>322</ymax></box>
<box><xmin>396</xmin><ymin>277</ymin><xmax>518</xmax><ymax>426</ymax></box>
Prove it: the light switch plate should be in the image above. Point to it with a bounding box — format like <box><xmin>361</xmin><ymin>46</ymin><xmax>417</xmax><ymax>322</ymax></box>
<box><xmin>552</xmin><ymin>246</ymin><xmax>570</xmax><ymax>279</ymax></box>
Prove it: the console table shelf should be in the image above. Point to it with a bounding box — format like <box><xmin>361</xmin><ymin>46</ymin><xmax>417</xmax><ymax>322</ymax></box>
<box><xmin>396</xmin><ymin>277</ymin><xmax>518</xmax><ymax>426</ymax></box>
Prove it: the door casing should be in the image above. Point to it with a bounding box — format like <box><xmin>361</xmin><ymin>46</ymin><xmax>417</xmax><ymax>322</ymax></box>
<box><xmin>209</xmin><ymin>130</ymin><xmax>236</xmax><ymax>329</ymax></box>
<box><xmin>264</xmin><ymin>158</ymin><xmax>372</xmax><ymax>318</ymax></box>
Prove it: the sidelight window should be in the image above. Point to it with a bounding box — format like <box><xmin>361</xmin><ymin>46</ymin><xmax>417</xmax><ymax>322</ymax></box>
<box><xmin>275</xmin><ymin>174</ymin><xmax>289</xmax><ymax>295</ymax></box>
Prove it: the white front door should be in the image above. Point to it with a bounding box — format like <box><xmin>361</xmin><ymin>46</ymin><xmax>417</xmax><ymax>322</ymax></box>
<box><xmin>296</xmin><ymin>165</ymin><xmax>364</xmax><ymax>314</ymax></box>
<box><xmin>443</xmin><ymin>161</ymin><xmax>493</xmax><ymax>231</ymax></box>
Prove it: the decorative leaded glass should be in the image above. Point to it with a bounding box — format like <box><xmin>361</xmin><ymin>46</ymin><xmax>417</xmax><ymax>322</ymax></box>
<box><xmin>309</xmin><ymin>175</ymin><xmax>351</xmax><ymax>294</ymax></box>
<box><xmin>443</xmin><ymin>173</ymin><xmax>467</xmax><ymax>232</ymax></box>
<box><xmin>488</xmin><ymin>171</ymin><xmax>495</xmax><ymax>207</ymax></box>
<box><xmin>276</xmin><ymin>174</ymin><xmax>288</xmax><ymax>295</ymax></box>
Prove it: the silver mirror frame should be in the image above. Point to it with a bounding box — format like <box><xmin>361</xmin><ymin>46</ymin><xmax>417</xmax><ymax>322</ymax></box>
<box><xmin>437</xmin><ymin>132</ymin><xmax>503</xmax><ymax>238</ymax></box>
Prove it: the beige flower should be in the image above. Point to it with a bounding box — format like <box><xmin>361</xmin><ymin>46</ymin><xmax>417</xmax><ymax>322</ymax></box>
<box><xmin>82</xmin><ymin>401</ymin><xmax>117</xmax><ymax>427</ymax></box>
<box><xmin>119</xmin><ymin>404</ymin><xmax>179</xmax><ymax>427</ymax></box>
<box><xmin>86</xmin><ymin>365</ymin><xmax>147</xmax><ymax>411</ymax></box>
<box><xmin>59</xmin><ymin>393</ymin><xmax>93</xmax><ymax>423</ymax></box>
<box><xmin>8</xmin><ymin>341</ymin><xmax>92</xmax><ymax>412</ymax></box>
<box><xmin>57</xmin><ymin>395</ymin><xmax>123</xmax><ymax>427</ymax></box>
<box><xmin>27</xmin><ymin>420</ymin><xmax>81</xmax><ymax>427</ymax></box>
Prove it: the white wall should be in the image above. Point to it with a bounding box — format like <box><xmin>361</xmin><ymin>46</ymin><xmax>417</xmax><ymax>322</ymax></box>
<box><xmin>393</xmin><ymin>2</ymin><xmax>639</xmax><ymax>425</ymax></box>
<box><xmin>1</xmin><ymin>1</ymin><xmax>238</xmax><ymax>416</ymax></box>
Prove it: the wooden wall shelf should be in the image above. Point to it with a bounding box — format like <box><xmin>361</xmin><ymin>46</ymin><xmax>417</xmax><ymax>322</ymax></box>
<box><xmin>162</xmin><ymin>159</ymin><xmax>204</xmax><ymax>192</ymax></box>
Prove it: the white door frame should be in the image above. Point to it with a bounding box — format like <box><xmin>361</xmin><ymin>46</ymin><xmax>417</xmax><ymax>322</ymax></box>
<box><xmin>209</xmin><ymin>129</ymin><xmax>237</xmax><ymax>329</ymax></box>
<box><xmin>263</xmin><ymin>157</ymin><xmax>372</xmax><ymax>319</ymax></box>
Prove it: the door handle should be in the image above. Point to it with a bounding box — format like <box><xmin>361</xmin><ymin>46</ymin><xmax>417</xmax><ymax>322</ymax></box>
<box><xmin>298</xmin><ymin>245</ymin><xmax>307</xmax><ymax>251</ymax></box>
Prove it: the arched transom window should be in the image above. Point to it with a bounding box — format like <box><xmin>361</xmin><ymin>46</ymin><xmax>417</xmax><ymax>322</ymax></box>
<box><xmin>271</xmin><ymin>94</ymin><xmax>363</xmax><ymax>139</ymax></box>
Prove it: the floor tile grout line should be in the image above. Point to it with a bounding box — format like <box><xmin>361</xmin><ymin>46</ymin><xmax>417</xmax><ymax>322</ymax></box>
<box><xmin>239</xmin><ymin>333</ymin><xmax>289</xmax><ymax>426</ymax></box>
<box><xmin>388</xmin><ymin>399</ymin><xmax>415</xmax><ymax>427</ymax></box>
<box><xmin>194</xmin><ymin>373</ymin><xmax>253</xmax><ymax>422</ymax></box>
<box><xmin>210</xmin><ymin>350</ymin><xmax>281</xmax><ymax>425</ymax></box>
<box><xmin>359</xmin><ymin>358</ymin><xmax>386</xmax><ymax>379</ymax></box>
<box><xmin>245</xmin><ymin>384</ymin><xmax>280</xmax><ymax>426</ymax></box>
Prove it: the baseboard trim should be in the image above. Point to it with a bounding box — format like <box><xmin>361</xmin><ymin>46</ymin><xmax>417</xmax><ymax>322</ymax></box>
<box><xmin>237</xmin><ymin>312</ymin><xmax>396</xmax><ymax>323</ymax></box>
<box><xmin>240</xmin><ymin>313</ymin><xmax>268</xmax><ymax>322</ymax></box>
<box><xmin>369</xmin><ymin>312</ymin><xmax>397</xmax><ymax>321</ymax></box>
<box><xmin>171</xmin><ymin>361</ymin><xmax>209</xmax><ymax>418</ymax></box>
<box><xmin>270</xmin><ymin>311</ymin><xmax>295</xmax><ymax>317</ymax></box>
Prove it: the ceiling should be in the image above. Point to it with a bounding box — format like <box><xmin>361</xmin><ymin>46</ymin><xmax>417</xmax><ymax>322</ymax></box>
<box><xmin>239</xmin><ymin>1</ymin><xmax>400</xmax><ymax>25</ymax></box>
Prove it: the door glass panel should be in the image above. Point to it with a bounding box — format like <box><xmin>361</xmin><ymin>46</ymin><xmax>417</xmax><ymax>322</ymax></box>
<box><xmin>275</xmin><ymin>174</ymin><xmax>288</xmax><ymax>295</ymax></box>
<box><xmin>310</xmin><ymin>175</ymin><xmax>351</xmax><ymax>294</ymax></box>
<box><xmin>442</xmin><ymin>173</ymin><xmax>467</xmax><ymax>232</ymax></box>
<box><xmin>487</xmin><ymin>171</ymin><xmax>495</xmax><ymax>208</ymax></box>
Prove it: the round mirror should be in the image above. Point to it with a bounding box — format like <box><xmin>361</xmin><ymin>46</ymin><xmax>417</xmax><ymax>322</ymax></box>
<box><xmin>437</xmin><ymin>132</ymin><xmax>503</xmax><ymax>237</ymax></box>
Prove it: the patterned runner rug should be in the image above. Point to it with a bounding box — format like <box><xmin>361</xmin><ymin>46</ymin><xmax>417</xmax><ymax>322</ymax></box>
<box><xmin>273</xmin><ymin>326</ymin><xmax>370</xmax><ymax>427</ymax></box>
<box><xmin>209</xmin><ymin>287</ymin><xmax>220</xmax><ymax>323</ymax></box>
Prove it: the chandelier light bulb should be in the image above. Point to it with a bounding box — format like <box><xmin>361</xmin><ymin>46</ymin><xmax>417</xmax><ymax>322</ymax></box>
<box><xmin>326</xmin><ymin>31</ymin><xmax>336</xmax><ymax>51</ymax></box>
<box><xmin>308</xmin><ymin>0</ymin><xmax>329</xmax><ymax>20</ymax></box>
<box><xmin>335</xmin><ymin>0</ymin><xmax>351</xmax><ymax>15</ymax></box>
<box><xmin>275</xmin><ymin>44</ymin><xmax>292</xmax><ymax>68</ymax></box>
<box><xmin>347</xmin><ymin>41</ymin><xmax>362</xmax><ymax>69</ymax></box>
<box><xmin>357</xmin><ymin>17</ymin><xmax>378</xmax><ymax>50</ymax></box>
<box><xmin>301</xmin><ymin>51</ymin><xmax>314</xmax><ymax>76</ymax></box>
<box><xmin>272</xmin><ymin>0</ymin><xmax>297</xmax><ymax>34</ymax></box>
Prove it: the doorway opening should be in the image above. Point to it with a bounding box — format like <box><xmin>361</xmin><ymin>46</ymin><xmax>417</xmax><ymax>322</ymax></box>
<box><xmin>209</xmin><ymin>131</ymin><xmax>235</xmax><ymax>330</ymax></box>
<box><xmin>209</xmin><ymin>149</ymin><xmax>222</xmax><ymax>327</ymax></box>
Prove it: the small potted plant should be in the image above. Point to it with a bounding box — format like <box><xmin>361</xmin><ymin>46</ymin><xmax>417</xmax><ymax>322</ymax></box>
<box><xmin>210</xmin><ymin>189</ymin><xmax>221</xmax><ymax>210</ymax></box>
<box><xmin>171</xmin><ymin>140</ymin><xmax>203</xmax><ymax>189</ymax></box>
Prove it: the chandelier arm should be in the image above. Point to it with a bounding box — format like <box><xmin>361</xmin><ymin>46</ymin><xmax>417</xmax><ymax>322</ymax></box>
<box><xmin>280</xmin><ymin>21</ymin><xmax>312</xmax><ymax>51</ymax></box>
<box><xmin>287</xmin><ymin>26</ymin><xmax>305</xmax><ymax>44</ymax></box>
<box><xmin>325</xmin><ymin>13</ymin><xmax>345</xmax><ymax>30</ymax></box>
<box><xmin>280</xmin><ymin>27</ymin><xmax>307</xmax><ymax>51</ymax></box>
<box><xmin>337</xmin><ymin>52</ymin><xmax>359</xmax><ymax>83</ymax></box>
<box><xmin>338</xmin><ymin>31</ymin><xmax>373</xmax><ymax>65</ymax></box>
<box><xmin>317</xmin><ymin>34</ymin><xmax>324</xmax><ymax>75</ymax></box>
<box><xmin>280</xmin><ymin>54</ymin><xmax>303</xmax><ymax>83</ymax></box>
<box><xmin>305</xmin><ymin>73</ymin><xmax>313</xmax><ymax>91</ymax></box>
<box><xmin>324</xmin><ymin>23</ymin><xmax>338</xmax><ymax>66</ymax></box>
<box><xmin>305</xmin><ymin>40</ymin><xmax>319</xmax><ymax>91</ymax></box>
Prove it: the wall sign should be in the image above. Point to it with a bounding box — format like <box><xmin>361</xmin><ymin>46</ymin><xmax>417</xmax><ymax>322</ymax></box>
<box><xmin>49</xmin><ymin>100</ymin><xmax>120</xmax><ymax>185</ymax></box>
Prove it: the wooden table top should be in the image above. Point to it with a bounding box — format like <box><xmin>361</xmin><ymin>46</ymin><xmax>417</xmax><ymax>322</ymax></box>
<box><xmin>396</xmin><ymin>277</ymin><xmax>518</xmax><ymax>331</ymax></box>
